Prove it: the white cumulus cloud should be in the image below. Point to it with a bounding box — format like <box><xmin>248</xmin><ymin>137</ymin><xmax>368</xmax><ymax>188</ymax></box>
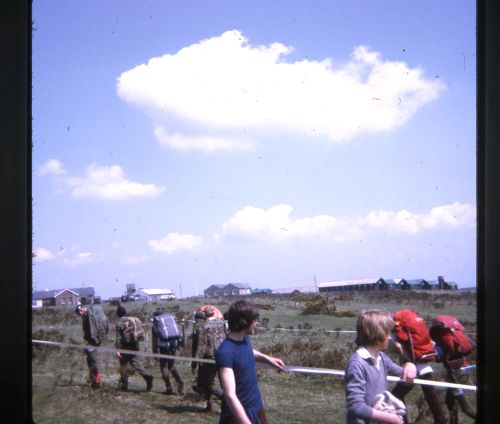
<box><xmin>33</xmin><ymin>247</ymin><xmax>55</xmax><ymax>261</ymax></box>
<box><xmin>117</xmin><ymin>30</ymin><xmax>444</xmax><ymax>151</ymax></box>
<box><xmin>66</xmin><ymin>163</ymin><xmax>165</xmax><ymax>200</ymax></box>
<box><xmin>218</xmin><ymin>202</ymin><xmax>475</xmax><ymax>242</ymax></box>
<box><xmin>149</xmin><ymin>232</ymin><xmax>203</xmax><ymax>254</ymax></box>
<box><xmin>38</xmin><ymin>159</ymin><xmax>67</xmax><ymax>176</ymax></box>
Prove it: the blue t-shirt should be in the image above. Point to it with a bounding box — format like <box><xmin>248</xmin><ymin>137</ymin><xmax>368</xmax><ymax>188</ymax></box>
<box><xmin>215</xmin><ymin>335</ymin><xmax>263</xmax><ymax>423</ymax></box>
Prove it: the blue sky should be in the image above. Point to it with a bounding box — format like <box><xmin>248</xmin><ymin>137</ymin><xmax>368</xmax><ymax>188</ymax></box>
<box><xmin>32</xmin><ymin>1</ymin><xmax>476</xmax><ymax>299</ymax></box>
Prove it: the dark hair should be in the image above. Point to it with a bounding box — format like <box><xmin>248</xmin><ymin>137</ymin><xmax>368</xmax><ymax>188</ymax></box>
<box><xmin>75</xmin><ymin>305</ymin><xmax>84</xmax><ymax>315</ymax></box>
<box><xmin>226</xmin><ymin>300</ymin><xmax>259</xmax><ymax>332</ymax></box>
<box><xmin>116</xmin><ymin>306</ymin><xmax>127</xmax><ymax>317</ymax></box>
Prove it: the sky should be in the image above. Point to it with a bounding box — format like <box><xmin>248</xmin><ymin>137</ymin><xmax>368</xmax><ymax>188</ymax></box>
<box><xmin>32</xmin><ymin>0</ymin><xmax>476</xmax><ymax>300</ymax></box>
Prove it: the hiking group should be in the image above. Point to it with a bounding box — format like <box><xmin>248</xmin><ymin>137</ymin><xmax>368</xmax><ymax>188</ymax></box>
<box><xmin>75</xmin><ymin>299</ymin><xmax>475</xmax><ymax>424</ymax></box>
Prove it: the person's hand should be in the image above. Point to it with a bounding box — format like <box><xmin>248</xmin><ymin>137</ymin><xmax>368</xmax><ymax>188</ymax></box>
<box><xmin>269</xmin><ymin>356</ymin><xmax>285</xmax><ymax>371</ymax></box>
<box><xmin>401</xmin><ymin>362</ymin><xmax>417</xmax><ymax>382</ymax></box>
<box><xmin>116</xmin><ymin>352</ymin><xmax>122</xmax><ymax>359</ymax></box>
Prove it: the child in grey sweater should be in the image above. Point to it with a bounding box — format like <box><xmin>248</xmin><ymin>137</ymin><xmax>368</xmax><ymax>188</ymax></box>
<box><xmin>345</xmin><ymin>310</ymin><xmax>417</xmax><ymax>424</ymax></box>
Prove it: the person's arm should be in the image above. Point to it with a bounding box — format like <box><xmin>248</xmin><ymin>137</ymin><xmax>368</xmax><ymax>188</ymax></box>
<box><xmin>219</xmin><ymin>367</ymin><xmax>252</xmax><ymax>424</ymax></box>
<box><xmin>370</xmin><ymin>409</ymin><xmax>404</xmax><ymax>424</ymax></box>
<box><xmin>253</xmin><ymin>349</ymin><xmax>285</xmax><ymax>370</ymax></box>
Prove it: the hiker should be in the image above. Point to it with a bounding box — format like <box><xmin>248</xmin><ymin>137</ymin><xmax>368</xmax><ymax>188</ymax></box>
<box><xmin>216</xmin><ymin>299</ymin><xmax>285</xmax><ymax>424</ymax></box>
<box><xmin>151</xmin><ymin>309</ymin><xmax>185</xmax><ymax>395</ymax></box>
<box><xmin>194</xmin><ymin>306</ymin><xmax>226</xmax><ymax>411</ymax></box>
<box><xmin>430</xmin><ymin>315</ymin><xmax>476</xmax><ymax>424</ymax></box>
<box><xmin>345</xmin><ymin>309</ymin><xmax>416</xmax><ymax>424</ymax></box>
<box><xmin>75</xmin><ymin>301</ymin><xmax>109</xmax><ymax>388</ymax></box>
<box><xmin>115</xmin><ymin>305</ymin><xmax>153</xmax><ymax>391</ymax></box>
<box><xmin>191</xmin><ymin>310</ymin><xmax>206</xmax><ymax>395</ymax></box>
<box><xmin>390</xmin><ymin>309</ymin><xmax>447</xmax><ymax>424</ymax></box>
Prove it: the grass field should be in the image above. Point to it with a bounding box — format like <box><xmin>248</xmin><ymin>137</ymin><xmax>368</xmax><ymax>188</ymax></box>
<box><xmin>32</xmin><ymin>291</ymin><xmax>476</xmax><ymax>423</ymax></box>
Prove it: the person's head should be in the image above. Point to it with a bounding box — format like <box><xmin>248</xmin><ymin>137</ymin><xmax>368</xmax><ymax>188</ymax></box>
<box><xmin>75</xmin><ymin>305</ymin><xmax>86</xmax><ymax>316</ymax></box>
<box><xmin>225</xmin><ymin>300</ymin><xmax>260</xmax><ymax>333</ymax></box>
<box><xmin>116</xmin><ymin>305</ymin><xmax>127</xmax><ymax>318</ymax></box>
<box><xmin>355</xmin><ymin>309</ymin><xmax>394</xmax><ymax>348</ymax></box>
<box><xmin>204</xmin><ymin>306</ymin><xmax>215</xmax><ymax>318</ymax></box>
<box><xmin>194</xmin><ymin>311</ymin><xmax>206</xmax><ymax>321</ymax></box>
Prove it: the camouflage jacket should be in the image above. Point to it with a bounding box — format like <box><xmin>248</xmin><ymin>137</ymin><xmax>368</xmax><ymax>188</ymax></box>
<box><xmin>195</xmin><ymin>318</ymin><xmax>226</xmax><ymax>359</ymax></box>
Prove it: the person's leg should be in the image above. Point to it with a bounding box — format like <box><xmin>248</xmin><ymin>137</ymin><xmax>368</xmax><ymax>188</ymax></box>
<box><xmin>118</xmin><ymin>355</ymin><xmax>130</xmax><ymax>391</ymax></box>
<box><xmin>392</xmin><ymin>382</ymin><xmax>414</xmax><ymax>424</ymax></box>
<box><xmin>159</xmin><ymin>354</ymin><xmax>173</xmax><ymax>393</ymax></box>
<box><xmin>167</xmin><ymin>356</ymin><xmax>184</xmax><ymax>394</ymax></box>
<box><xmin>420</xmin><ymin>374</ymin><xmax>447</xmax><ymax>424</ymax></box>
<box><xmin>130</xmin><ymin>354</ymin><xmax>153</xmax><ymax>391</ymax></box>
<box><xmin>449</xmin><ymin>368</ymin><xmax>476</xmax><ymax>420</ymax></box>
<box><xmin>85</xmin><ymin>346</ymin><xmax>101</xmax><ymax>387</ymax></box>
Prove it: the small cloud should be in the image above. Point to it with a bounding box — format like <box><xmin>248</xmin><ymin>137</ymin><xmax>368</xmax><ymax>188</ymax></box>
<box><xmin>154</xmin><ymin>126</ymin><xmax>255</xmax><ymax>152</ymax></box>
<box><xmin>62</xmin><ymin>251</ymin><xmax>94</xmax><ymax>267</ymax></box>
<box><xmin>38</xmin><ymin>159</ymin><xmax>67</xmax><ymax>176</ymax></box>
<box><xmin>149</xmin><ymin>232</ymin><xmax>202</xmax><ymax>254</ymax></box>
<box><xmin>33</xmin><ymin>247</ymin><xmax>55</xmax><ymax>261</ymax></box>
<box><xmin>66</xmin><ymin>163</ymin><xmax>166</xmax><ymax>200</ymax></box>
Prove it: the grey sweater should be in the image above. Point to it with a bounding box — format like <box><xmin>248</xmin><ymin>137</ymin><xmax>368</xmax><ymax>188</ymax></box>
<box><xmin>345</xmin><ymin>349</ymin><xmax>404</xmax><ymax>424</ymax></box>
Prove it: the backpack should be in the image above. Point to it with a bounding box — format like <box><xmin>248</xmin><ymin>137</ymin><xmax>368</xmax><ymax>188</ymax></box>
<box><xmin>430</xmin><ymin>315</ymin><xmax>474</xmax><ymax>362</ymax></box>
<box><xmin>119</xmin><ymin>316</ymin><xmax>146</xmax><ymax>344</ymax></box>
<box><xmin>153</xmin><ymin>313</ymin><xmax>182</xmax><ymax>349</ymax></box>
<box><xmin>87</xmin><ymin>304</ymin><xmax>109</xmax><ymax>344</ymax></box>
<box><xmin>196</xmin><ymin>318</ymin><xmax>226</xmax><ymax>359</ymax></box>
<box><xmin>393</xmin><ymin>309</ymin><xmax>437</xmax><ymax>363</ymax></box>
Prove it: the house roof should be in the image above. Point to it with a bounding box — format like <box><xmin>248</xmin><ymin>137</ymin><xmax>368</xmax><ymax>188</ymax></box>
<box><xmin>225</xmin><ymin>282</ymin><xmax>251</xmax><ymax>289</ymax></box>
<box><xmin>318</xmin><ymin>278</ymin><xmax>383</xmax><ymax>288</ymax></box>
<box><xmin>53</xmin><ymin>288</ymin><xmax>80</xmax><ymax>297</ymax></box>
<box><xmin>137</xmin><ymin>288</ymin><xmax>173</xmax><ymax>295</ymax></box>
<box><xmin>204</xmin><ymin>284</ymin><xmax>226</xmax><ymax>291</ymax></box>
<box><xmin>406</xmin><ymin>279</ymin><xmax>427</xmax><ymax>285</ymax></box>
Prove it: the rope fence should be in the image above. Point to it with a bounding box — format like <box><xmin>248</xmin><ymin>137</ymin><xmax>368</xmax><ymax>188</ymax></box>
<box><xmin>32</xmin><ymin>339</ymin><xmax>476</xmax><ymax>391</ymax></box>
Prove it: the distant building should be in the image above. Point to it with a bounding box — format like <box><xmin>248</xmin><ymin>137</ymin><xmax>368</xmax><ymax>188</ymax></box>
<box><xmin>251</xmin><ymin>288</ymin><xmax>273</xmax><ymax>295</ymax></box>
<box><xmin>271</xmin><ymin>285</ymin><xmax>318</xmax><ymax>294</ymax></box>
<box><xmin>32</xmin><ymin>286</ymin><xmax>96</xmax><ymax>307</ymax></box>
<box><xmin>204</xmin><ymin>283</ymin><xmax>251</xmax><ymax>298</ymax></box>
<box><xmin>136</xmin><ymin>288</ymin><xmax>176</xmax><ymax>301</ymax></box>
<box><xmin>318</xmin><ymin>278</ymin><xmax>386</xmax><ymax>293</ymax></box>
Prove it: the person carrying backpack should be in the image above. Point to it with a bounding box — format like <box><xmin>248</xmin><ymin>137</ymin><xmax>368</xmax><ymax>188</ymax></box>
<box><xmin>194</xmin><ymin>306</ymin><xmax>226</xmax><ymax>412</ymax></box>
<box><xmin>115</xmin><ymin>306</ymin><xmax>153</xmax><ymax>392</ymax></box>
<box><xmin>191</xmin><ymin>310</ymin><xmax>207</xmax><ymax>395</ymax></box>
<box><xmin>430</xmin><ymin>315</ymin><xmax>476</xmax><ymax>424</ymax></box>
<box><xmin>75</xmin><ymin>301</ymin><xmax>109</xmax><ymax>388</ymax></box>
<box><xmin>151</xmin><ymin>309</ymin><xmax>185</xmax><ymax>395</ymax></box>
<box><xmin>390</xmin><ymin>309</ymin><xmax>446</xmax><ymax>424</ymax></box>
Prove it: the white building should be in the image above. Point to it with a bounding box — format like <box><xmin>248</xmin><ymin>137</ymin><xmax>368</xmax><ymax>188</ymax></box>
<box><xmin>136</xmin><ymin>288</ymin><xmax>176</xmax><ymax>301</ymax></box>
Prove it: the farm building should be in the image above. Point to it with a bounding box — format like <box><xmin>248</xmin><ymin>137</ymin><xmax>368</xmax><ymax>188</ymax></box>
<box><xmin>318</xmin><ymin>278</ymin><xmax>386</xmax><ymax>293</ymax></box>
<box><xmin>136</xmin><ymin>288</ymin><xmax>176</xmax><ymax>301</ymax></box>
<box><xmin>271</xmin><ymin>285</ymin><xmax>318</xmax><ymax>294</ymax></box>
<box><xmin>204</xmin><ymin>282</ymin><xmax>252</xmax><ymax>298</ymax></box>
<box><xmin>318</xmin><ymin>275</ymin><xmax>458</xmax><ymax>293</ymax></box>
<box><xmin>32</xmin><ymin>286</ymin><xmax>97</xmax><ymax>307</ymax></box>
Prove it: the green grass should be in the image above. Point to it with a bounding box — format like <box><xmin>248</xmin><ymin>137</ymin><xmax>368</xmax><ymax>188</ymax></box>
<box><xmin>32</xmin><ymin>291</ymin><xmax>476</xmax><ymax>423</ymax></box>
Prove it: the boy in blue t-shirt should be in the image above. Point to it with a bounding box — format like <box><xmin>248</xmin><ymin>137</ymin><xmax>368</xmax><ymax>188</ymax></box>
<box><xmin>216</xmin><ymin>300</ymin><xmax>285</xmax><ymax>424</ymax></box>
<box><xmin>345</xmin><ymin>310</ymin><xmax>417</xmax><ymax>424</ymax></box>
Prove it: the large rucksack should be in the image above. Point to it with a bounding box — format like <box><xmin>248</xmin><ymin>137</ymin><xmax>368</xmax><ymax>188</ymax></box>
<box><xmin>153</xmin><ymin>313</ymin><xmax>183</xmax><ymax>349</ymax></box>
<box><xmin>87</xmin><ymin>304</ymin><xmax>109</xmax><ymax>344</ymax></box>
<box><xmin>196</xmin><ymin>318</ymin><xmax>226</xmax><ymax>359</ymax></box>
<box><xmin>119</xmin><ymin>316</ymin><xmax>146</xmax><ymax>344</ymax></box>
<box><xmin>393</xmin><ymin>309</ymin><xmax>437</xmax><ymax>363</ymax></box>
<box><xmin>430</xmin><ymin>315</ymin><xmax>474</xmax><ymax>364</ymax></box>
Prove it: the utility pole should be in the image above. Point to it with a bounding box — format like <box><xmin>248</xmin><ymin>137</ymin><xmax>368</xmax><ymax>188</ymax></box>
<box><xmin>179</xmin><ymin>283</ymin><xmax>182</xmax><ymax>299</ymax></box>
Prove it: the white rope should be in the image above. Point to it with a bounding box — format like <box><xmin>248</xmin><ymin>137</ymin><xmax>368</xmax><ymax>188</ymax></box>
<box><xmin>32</xmin><ymin>339</ymin><xmax>476</xmax><ymax>391</ymax></box>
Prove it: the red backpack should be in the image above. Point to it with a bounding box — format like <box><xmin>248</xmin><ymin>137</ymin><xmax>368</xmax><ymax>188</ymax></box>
<box><xmin>393</xmin><ymin>309</ymin><xmax>437</xmax><ymax>363</ymax></box>
<box><xmin>429</xmin><ymin>315</ymin><xmax>474</xmax><ymax>361</ymax></box>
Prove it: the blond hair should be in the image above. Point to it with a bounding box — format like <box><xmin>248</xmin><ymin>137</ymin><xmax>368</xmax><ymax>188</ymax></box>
<box><xmin>355</xmin><ymin>309</ymin><xmax>394</xmax><ymax>347</ymax></box>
